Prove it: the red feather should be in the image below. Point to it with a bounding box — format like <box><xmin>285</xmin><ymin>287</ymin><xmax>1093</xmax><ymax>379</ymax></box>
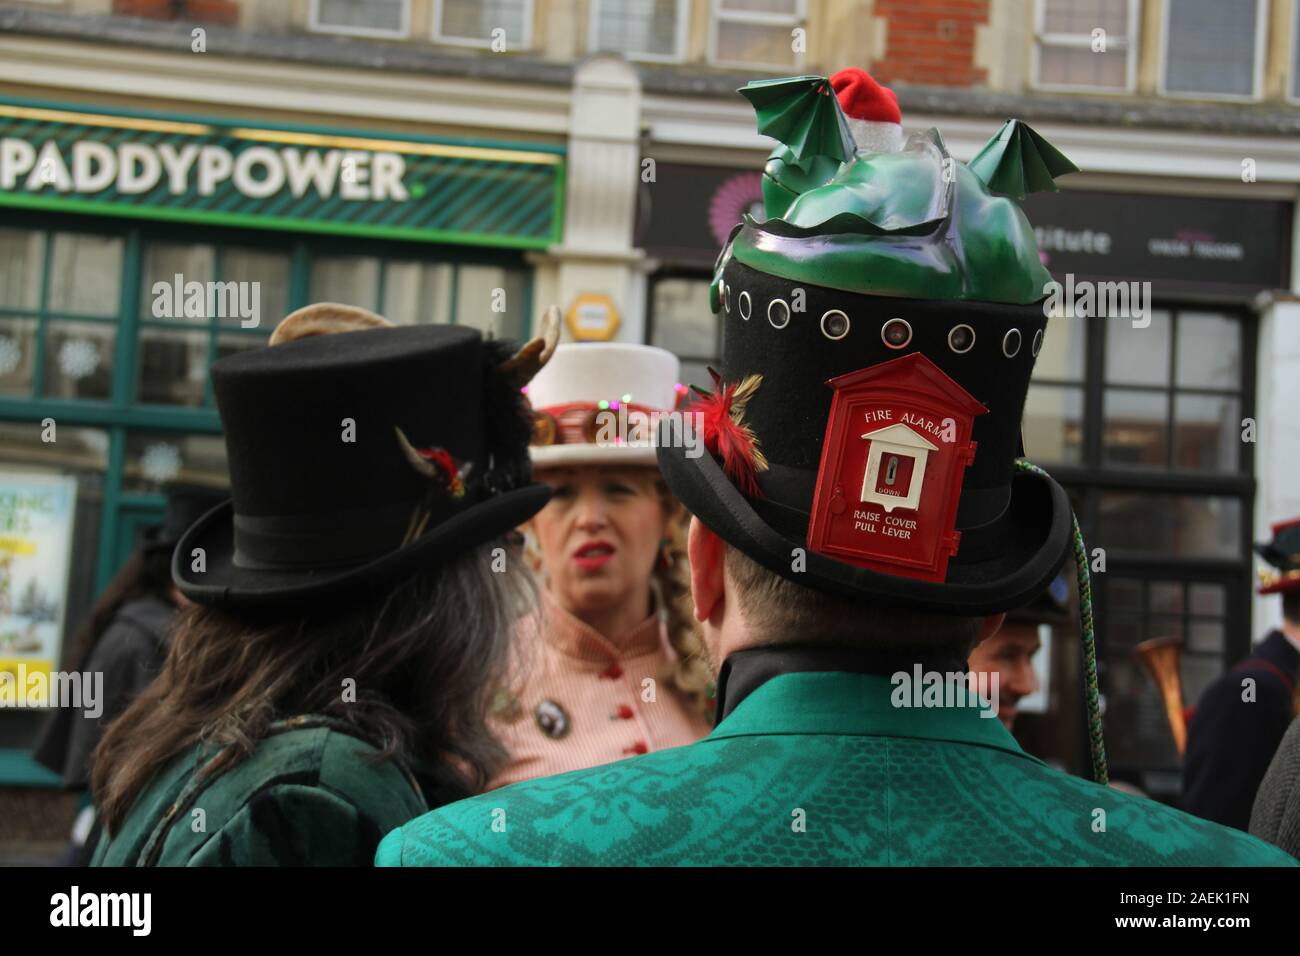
<box><xmin>697</xmin><ymin>371</ymin><xmax>767</xmax><ymax>498</ymax></box>
<box><xmin>414</xmin><ymin>447</ymin><xmax>465</xmax><ymax>497</ymax></box>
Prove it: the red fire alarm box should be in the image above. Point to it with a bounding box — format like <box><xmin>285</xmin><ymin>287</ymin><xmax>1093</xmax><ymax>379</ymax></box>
<box><xmin>806</xmin><ymin>352</ymin><xmax>985</xmax><ymax>582</ymax></box>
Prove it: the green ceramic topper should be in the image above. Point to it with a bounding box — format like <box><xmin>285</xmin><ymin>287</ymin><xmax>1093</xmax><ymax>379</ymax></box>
<box><xmin>718</xmin><ymin>75</ymin><xmax>1079</xmax><ymax>308</ymax></box>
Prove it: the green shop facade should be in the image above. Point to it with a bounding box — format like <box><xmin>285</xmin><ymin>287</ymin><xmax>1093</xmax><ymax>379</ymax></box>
<box><xmin>0</xmin><ymin>96</ymin><xmax>564</xmax><ymax>787</ymax></box>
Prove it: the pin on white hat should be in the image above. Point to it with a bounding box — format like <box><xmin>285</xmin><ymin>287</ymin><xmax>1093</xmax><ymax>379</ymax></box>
<box><xmin>525</xmin><ymin>343</ymin><xmax>686</xmax><ymax>468</ymax></box>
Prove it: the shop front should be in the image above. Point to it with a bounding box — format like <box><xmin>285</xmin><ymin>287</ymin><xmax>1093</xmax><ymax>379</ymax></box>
<box><xmin>637</xmin><ymin>161</ymin><xmax>1294</xmax><ymax>799</ymax></box>
<box><xmin>0</xmin><ymin>96</ymin><xmax>565</xmax><ymax>788</ymax></box>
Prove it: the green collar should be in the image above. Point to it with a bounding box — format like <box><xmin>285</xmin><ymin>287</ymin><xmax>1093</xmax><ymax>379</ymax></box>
<box><xmin>707</xmin><ymin>671</ymin><xmax>1044</xmax><ymax>766</ymax></box>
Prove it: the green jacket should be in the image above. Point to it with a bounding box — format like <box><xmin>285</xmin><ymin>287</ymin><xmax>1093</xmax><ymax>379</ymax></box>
<box><xmin>376</xmin><ymin>672</ymin><xmax>1296</xmax><ymax>866</ymax></box>
<box><xmin>92</xmin><ymin>716</ymin><xmax>427</xmax><ymax>866</ymax></box>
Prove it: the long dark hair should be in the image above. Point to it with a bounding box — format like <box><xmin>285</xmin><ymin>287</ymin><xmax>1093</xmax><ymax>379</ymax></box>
<box><xmin>93</xmin><ymin>540</ymin><xmax>531</xmax><ymax>836</ymax></box>
<box><xmin>70</xmin><ymin>543</ymin><xmax>175</xmax><ymax>664</ymax></box>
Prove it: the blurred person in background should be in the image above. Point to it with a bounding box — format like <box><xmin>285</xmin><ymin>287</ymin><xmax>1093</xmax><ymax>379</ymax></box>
<box><xmin>967</xmin><ymin>572</ymin><xmax>1069</xmax><ymax>731</ymax></box>
<box><xmin>33</xmin><ymin>485</ymin><xmax>225</xmax><ymax>865</ymax></box>
<box><xmin>1184</xmin><ymin>518</ymin><xmax>1300</xmax><ymax>831</ymax></box>
<box><xmin>490</xmin><ymin>343</ymin><xmax>712</xmax><ymax>789</ymax></box>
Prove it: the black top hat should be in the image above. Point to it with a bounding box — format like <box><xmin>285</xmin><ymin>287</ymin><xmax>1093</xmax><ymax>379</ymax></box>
<box><xmin>656</xmin><ymin>80</ymin><xmax>1075</xmax><ymax>616</ymax></box>
<box><xmin>173</xmin><ymin>325</ymin><xmax>550</xmax><ymax>607</ymax></box>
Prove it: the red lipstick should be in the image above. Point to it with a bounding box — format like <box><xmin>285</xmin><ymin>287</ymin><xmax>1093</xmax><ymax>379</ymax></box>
<box><xmin>572</xmin><ymin>539</ymin><xmax>616</xmax><ymax>571</ymax></box>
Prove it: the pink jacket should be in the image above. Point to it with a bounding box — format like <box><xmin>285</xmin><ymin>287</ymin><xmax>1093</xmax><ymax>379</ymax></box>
<box><xmin>488</xmin><ymin>590</ymin><xmax>712</xmax><ymax>790</ymax></box>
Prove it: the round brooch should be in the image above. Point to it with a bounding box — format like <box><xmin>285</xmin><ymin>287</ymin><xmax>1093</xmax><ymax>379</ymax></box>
<box><xmin>535</xmin><ymin>699</ymin><xmax>571</xmax><ymax>739</ymax></box>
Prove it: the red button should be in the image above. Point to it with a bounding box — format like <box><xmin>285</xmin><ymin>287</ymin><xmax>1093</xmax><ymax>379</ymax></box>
<box><xmin>601</xmin><ymin>663</ymin><xmax>624</xmax><ymax>679</ymax></box>
<box><xmin>616</xmin><ymin>705</ymin><xmax>634</xmax><ymax>720</ymax></box>
<box><xmin>623</xmin><ymin>741</ymin><xmax>648</xmax><ymax>755</ymax></box>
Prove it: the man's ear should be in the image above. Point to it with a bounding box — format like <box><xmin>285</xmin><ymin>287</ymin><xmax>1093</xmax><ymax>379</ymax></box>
<box><xmin>687</xmin><ymin>516</ymin><xmax>726</xmax><ymax>623</ymax></box>
<box><xmin>972</xmin><ymin>613</ymin><xmax>1006</xmax><ymax>651</ymax></box>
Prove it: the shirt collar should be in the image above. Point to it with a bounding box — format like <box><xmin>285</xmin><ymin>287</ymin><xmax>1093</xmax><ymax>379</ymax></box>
<box><xmin>707</xmin><ymin>668</ymin><xmax>1042</xmax><ymax>766</ymax></box>
<box><xmin>539</xmin><ymin>589</ymin><xmax>662</xmax><ymax>662</ymax></box>
<box><xmin>713</xmin><ymin>643</ymin><xmax>968</xmax><ymax>724</ymax></box>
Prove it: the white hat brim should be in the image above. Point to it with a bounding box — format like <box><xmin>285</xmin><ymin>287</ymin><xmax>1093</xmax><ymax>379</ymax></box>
<box><xmin>530</xmin><ymin>443</ymin><xmax>660</xmax><ymax>469</ymax></box>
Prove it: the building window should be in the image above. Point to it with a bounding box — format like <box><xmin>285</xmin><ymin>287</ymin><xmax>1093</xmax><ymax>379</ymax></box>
<box><xmin>0</xmin><ymin>227</ymin><xmax>123</xmax><ymax>403</ymax></box>
<box><xmin>435</xmin><ymin>0</ymin><xmax>533</xmax><ymax>50</ymax></box>
<box><xmin>648</xmin><ymin>276</ymin><xmax>717</xmax><ymax>391</ymax></box>
<box><xmin>1027</xmin><ymin>312</ymin><xmax>1247</xmax><ymax>477</ymax></box>
<box><xmin>591</xmin><ymin>0</ymin><xmax>689</xmax><ymax>62</ymax></box>
<box><xmin>1023</xmin><ymin>313</ymin><xmax>1086</xmax><ymax>465</ymax></box>
<box><xmin>1033</xmin><ymin>0</ymin><xmax>1138</xmax><ymax>92</ymax></box>
<box><xmin>123</xmin><ymin>430</ymin><xmax>228</xmax><ymax>493</ymax></box>
<box><xmin>1161</xmin><ymin>0</ymin><xmax>1267</xmax><ymax>99</ymax></box>
<box><xmin>709</xmin><ymin>0</ymin><xmax>807</xmax><ymax>71</ymax></box>
<box><xmin>309</xmin><ymin>0</ymin><xmax>411</xmax><ymax>39</ymax></box>
<box><xmin>1101</xmin><ymin>310</ymin><xmax>1244</xmax><ymax>474</ymax></box>
<box><xmin>138</xmin><ymin>240</ymin><xmax>284</xmax><ymax>408</ymax></box>
<box><xmin>1024</xmin><ymin>311</ymin><xmax>1254</xmax><ymax>794</ymax></box>
<box><xmin>308</xmin><ymin>255</ymin><xmax>530</xmax><ymax>340</ymax></box>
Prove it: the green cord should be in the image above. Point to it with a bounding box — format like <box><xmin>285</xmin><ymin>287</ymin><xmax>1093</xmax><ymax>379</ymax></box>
<box><xmin>1015</xmin><ymin>458</ymin><xmax>1109</xmax><ymax>785</ymax></box>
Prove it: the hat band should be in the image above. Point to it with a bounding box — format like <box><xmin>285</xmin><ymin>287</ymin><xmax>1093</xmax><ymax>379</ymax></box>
<box><xmin>1258</xmin><ymin>568</ymin><xmax>1300</xmax><ymax>593</ymax></box>
<box><xmin>533</xmin><ymin>401</ymin><xmax>666</xmax><ymax>448</ymax></box>
<box><xmin>232</xmin><ymin>499</ymin><xmax>429</xmax><ymax>570</ymax></box>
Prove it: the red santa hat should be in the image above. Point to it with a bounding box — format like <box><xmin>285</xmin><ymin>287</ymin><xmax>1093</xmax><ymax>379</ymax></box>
<box><xmin>832</xmin><ymin>68</ymin><xmax>903</xmax><ymax>154</ymax></box>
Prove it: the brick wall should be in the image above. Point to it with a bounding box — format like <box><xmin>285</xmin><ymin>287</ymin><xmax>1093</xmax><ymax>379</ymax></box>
<box><xmin>872</xmin><ymin>0</ymin><xmax>990</xmax><ymax>87</ymax></box>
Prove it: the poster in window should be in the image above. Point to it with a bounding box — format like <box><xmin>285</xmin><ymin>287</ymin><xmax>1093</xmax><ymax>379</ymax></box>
<box><xmin>0</xmin><ymin>472</ymin><xmax>77</xmax><ymax>707</ymax></box>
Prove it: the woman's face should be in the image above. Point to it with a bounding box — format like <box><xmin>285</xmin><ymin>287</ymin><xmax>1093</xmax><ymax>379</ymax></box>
<box><xmin>530</xmin><ymin>466</ymin><xmax>670</xmax><ymax>617</ymax></box>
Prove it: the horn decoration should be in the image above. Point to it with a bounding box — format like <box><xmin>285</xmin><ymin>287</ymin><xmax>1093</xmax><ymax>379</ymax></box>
<box><xmin>269</xmin><ymin>302</ymin><xmax>393</xmax><ymax>345</ymax></box>
<box><xmin>499</xmin><ymin>305</ymin><xmax>560</xmax><ymax>385</ymax></box>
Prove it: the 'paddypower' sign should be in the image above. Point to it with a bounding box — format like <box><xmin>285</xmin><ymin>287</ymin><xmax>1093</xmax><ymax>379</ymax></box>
<box><xmin>0</xmin><ymin>98</ymin><xmax>564</xmax><ymax>248</ymax></box>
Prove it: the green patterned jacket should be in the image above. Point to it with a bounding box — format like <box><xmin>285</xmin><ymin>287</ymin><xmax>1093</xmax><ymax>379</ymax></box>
<box><xmin>376</xmin><ymin>672</ymin><xmax>1296</xmax><ymax>866</ymax></box>
<box><xmin>93</xmin><ymin>716</ymin><xmax>427</xmax><ymax>866</ymax></box>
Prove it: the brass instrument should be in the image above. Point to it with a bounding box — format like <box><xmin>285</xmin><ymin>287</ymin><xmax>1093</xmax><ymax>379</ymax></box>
<box><xmin>1134</xmin><ymin>636</ymin><xmax>1187</xmax><ymax>755</ymax></box>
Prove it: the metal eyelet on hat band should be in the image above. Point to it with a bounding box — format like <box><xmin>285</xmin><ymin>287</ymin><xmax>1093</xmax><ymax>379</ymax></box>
<box><xmin>881</xmin><ymin>318</ymin><xmax>911</xmax><ymax>349</ymax></box>
<box><xmin>1032</xmin><ymin>328</ymin><xmax>1044</xmax><ymax>356</ymax></box>
<box><xmin>768</xmin><ymin>299</ymin><xmax>790</xmax><ymax>329</ymax></box>
<box><xmin>948</xmin><ymin>324</ymin><xmax>975</xmax><ymax>354</ymax></box>
<box><xmin>821</xmin><ymin>310</ymin><xmax>850</xmax><ymax>341</ymax></box>
<box><xmin>738</xmin><ymin>291</ymin><xmax>752</xmax><ymax>320</ymax></box>
<box><xmin>1003</xmin><ymin>328</ymin><xmax>1022</xmax><ymax>358</ymax></box>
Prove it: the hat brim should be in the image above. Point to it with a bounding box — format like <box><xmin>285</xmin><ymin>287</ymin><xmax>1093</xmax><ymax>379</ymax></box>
<box><xmin>531</xmin><ymin>443</ymin><xmax>659</xmax><ymax>469</ymax></box>
<box><xmin>173</xmin><ymin>484</ymin><xmax>551</xmax><ymax>608</ymax></box>
<box><xmin>657</xmin><ymin>428</ymin><xmax>1072</xmax><ymax>616</ymax></box>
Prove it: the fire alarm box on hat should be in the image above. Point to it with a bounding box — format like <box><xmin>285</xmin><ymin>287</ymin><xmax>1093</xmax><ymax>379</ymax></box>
<box><xmin>376</xmin><ymin>73</ymin><xmax>1294</xmax><ymax>868</ymax></box>
<box><xmin>90</xmin><ymin>309</ymin><xmax>558</xmax><ymax>866</ymax></box>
